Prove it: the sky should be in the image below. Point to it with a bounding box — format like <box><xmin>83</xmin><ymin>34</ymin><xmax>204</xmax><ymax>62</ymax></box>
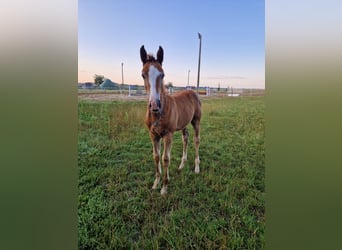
<box><xmin>78</xmin><ymin>0</ymin><xmax>265</xmax><ymax>89</ymax></box>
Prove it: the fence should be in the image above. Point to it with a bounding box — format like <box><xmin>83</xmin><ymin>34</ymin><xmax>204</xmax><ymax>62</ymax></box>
<box><xmin>78</xmin><ymin>85</ymin><xmax>265</xmax><ymax>97</ymax></box>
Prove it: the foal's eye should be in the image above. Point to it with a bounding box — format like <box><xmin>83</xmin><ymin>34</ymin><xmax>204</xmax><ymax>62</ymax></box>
<box><xmin>141</xmin><ymin>74</ymin><xmax>145</xmax><ymax>79</ymax></box>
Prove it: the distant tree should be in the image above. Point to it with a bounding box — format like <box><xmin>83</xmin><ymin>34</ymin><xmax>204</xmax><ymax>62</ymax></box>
<box><xmin>218</xmin><ymin>83</ymin><xmax>221</xmax><ymax>92</ymax></box>
<box><xmin>166</xmin><ymin>82</ymin><xmax>173</xmax><ymax>95</ymax></box>
<box><xmin>94</xmin><ymin>74</ymin><xmax>104</xmax><ymax>86</ymax></box>
<box><xmin>166</xmin><ymin>82</ymin><xmax>173</xmax><ymax>89</ymax></box>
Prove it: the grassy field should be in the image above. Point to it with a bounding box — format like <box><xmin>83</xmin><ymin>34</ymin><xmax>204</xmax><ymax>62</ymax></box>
<box><xmin>78</xmin><ymin>96</ymin><xmax>265</xmax><ymax>249</ymax></box>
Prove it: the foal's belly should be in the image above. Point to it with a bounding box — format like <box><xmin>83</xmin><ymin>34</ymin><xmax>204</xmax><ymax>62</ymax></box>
<box><xmin>175</xmin><ymin>116</ymin><xmax>193</xmax><ymax>131</ymax></box>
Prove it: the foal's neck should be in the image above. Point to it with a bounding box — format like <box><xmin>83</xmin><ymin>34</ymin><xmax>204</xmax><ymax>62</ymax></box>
<box><xmin>160</xmin><ymin>84</ymin><xmax>170</xmax><ymax>107</ymax></box>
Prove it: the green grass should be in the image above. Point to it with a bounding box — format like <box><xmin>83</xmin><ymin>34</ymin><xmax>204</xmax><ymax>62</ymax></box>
<box><xmin>78</xmin><ymin>96</ymin><xmax>265</xmax><ymax>249</ymax></box>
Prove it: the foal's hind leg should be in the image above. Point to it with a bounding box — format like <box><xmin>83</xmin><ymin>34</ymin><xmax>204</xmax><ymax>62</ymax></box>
<box><xmin>192</xmin><ymin>120</ymin><xmax>200</xmax><ymax>173</ymax></box>
<box><xmin>178</xmin><ymin>128</ymin><xmax>189</xmax><ymax>170</ymax></box>
<box><xmin>151</xmin><ymin>135</ymin><xmax>161</xmax><ymax>189</ymax></box>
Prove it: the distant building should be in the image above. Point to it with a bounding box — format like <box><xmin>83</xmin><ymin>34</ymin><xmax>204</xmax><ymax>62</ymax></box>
<box><xmin>98</xmin><ymin>79</ymin><xmax>120</xmax><ymax>90</ymax></box>
<box><xmin>82</xmin><ymin>82</ymin><xmax>95</xmax><ymax>89</ymax></box>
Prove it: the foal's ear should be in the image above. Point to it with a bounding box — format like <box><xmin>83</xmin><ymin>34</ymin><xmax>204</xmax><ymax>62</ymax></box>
<box><xmin>157</xmin><ymin>46</ymin><xmax>164</xmax><ymax>65</ymax></box>
<box><xmin>140</xmin><ymin>45</ymin><xmax>147</xmax><ymax>64</ymax></box>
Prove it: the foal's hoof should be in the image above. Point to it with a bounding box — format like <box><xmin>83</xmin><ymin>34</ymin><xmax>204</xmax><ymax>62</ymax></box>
<box><xmin>195</xmin><ymin>166</ymin><xmax>200</xmax><ymax>174</ymax></box>
<box><xmin>160</xmin><ymin>186</ymin><xmax>167</xmax><ymax>195</ymax></box>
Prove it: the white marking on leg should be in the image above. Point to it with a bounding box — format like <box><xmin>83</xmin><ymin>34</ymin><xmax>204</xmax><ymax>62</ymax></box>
<box><xmin>178</xmin><ymin>151</ymin><xmax>187</xmax><ymax>169</ymax></box>
<box><xmin>179</xmin><ymin>129</ymin><xmax>188</xmax><ymax>170</ymax></box>
<box><xmin>194</xmin><ymin>133</ymin><xmax>200</xmax><ymax>173</ymax></box>
<box><xmin>161</xmin><ymin>186</ymin><xmax>167</xmax><ymax>195</ymax></box>
<box><xmin>195</xmin><ymin>156</ymin><xmax>200</xmax><ymax>173</ymax></box>
<box><xmin>152</xmin><ymin>162</ymin><xmax>161</xmax><ymax>189</ymax></box>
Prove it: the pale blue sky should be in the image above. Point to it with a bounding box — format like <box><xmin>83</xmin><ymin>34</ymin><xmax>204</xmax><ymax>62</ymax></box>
<box><xmin>78</xmin><ymin>0</ymin><xmax>265</xmax><ymax>88</ymax></box>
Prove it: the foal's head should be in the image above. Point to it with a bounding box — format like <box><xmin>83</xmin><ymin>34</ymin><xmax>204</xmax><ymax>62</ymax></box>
<box><xmin>140</xmin><ymin>45</ymin><xmax>165</xmax><ymax>113</ymax></box>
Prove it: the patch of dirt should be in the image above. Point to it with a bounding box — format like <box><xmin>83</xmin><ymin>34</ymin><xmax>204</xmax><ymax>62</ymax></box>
<box><xmin>78</xmin><ymin>93</ymin><xmax>147</xmax><ymax>102</ymax></box>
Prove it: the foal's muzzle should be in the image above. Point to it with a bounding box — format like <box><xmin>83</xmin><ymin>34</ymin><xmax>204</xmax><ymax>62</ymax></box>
<box><xmin>149</xmin><ymin>99</ymin><xmax>161</xmax><ymax>113</ymax></box>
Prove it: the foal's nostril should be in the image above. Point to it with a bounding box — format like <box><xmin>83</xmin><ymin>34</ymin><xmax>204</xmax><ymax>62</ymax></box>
<box><xmin>149</xmin><ymin>99</ymin><xmax>161</xmax><ymax>113</ymax></box>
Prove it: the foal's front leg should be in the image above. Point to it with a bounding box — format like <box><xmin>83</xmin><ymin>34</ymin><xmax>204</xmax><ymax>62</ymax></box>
<box><xmin>151</xmin><ymin>135</ymin><xmax>161</xmax><ymax>190</ymax></box>
<box><xmin>161</xmin><ymin>133</ymin><xmax>173</xmax><ymax>195</ymax></box>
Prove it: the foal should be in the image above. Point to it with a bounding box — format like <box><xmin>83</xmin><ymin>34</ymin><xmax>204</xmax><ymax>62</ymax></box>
<box><xmin>140</xmin><ymin>45</ymin><xmax>202</xmax><ymax>195</ymax></box>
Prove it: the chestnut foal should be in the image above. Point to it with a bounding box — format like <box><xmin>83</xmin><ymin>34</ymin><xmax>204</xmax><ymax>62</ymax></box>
<box><xmin>140</xmin><ymin>45</ymin><xmax>201</xmax><ymax>195</ymax></box>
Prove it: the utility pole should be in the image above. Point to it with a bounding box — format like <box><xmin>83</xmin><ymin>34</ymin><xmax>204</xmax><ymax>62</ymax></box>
<box><xmin>187</xmin><ymin>69</ymin><xmax>190</xmax><ymax>87</ymax></box>
<box><xmin>121</xmin><ymin>62</ymin><xmax>124</xmax><ymax>95</ymax></box>
<box><xmin>196</xmin><ymin>32</ymin><xmax>202</xmax><ymax>94</ymax></box>
<box><xmin>121</xmin><ymin>62</ymin><xmax>124</xmax><ymax>85</ymax></box>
